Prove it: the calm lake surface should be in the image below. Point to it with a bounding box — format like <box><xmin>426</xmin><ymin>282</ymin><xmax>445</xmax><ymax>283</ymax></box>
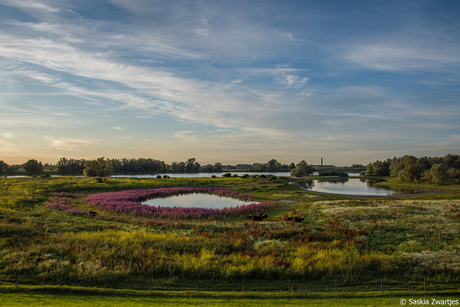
<box><xmin>142</xmin><ymin>193</ymin><xmax>256</xmax><ymax>209</ymax></box>
<box><xmin>112</xmin><ymin>172</ymin><xmax>291</xmax><ymax>178</ymax></box>
<box><xmin>294</xmin><ymin>178</ymin><xmax>421</xmax><ymax>196</ymax></box>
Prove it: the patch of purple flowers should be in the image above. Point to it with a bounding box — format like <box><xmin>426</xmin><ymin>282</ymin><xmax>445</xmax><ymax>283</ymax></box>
<box><xmin>49</xmin><ymin>192</ymin><xmax>75</xmax><ymax>198</ymax></box>
<box><xmin>46</xmin><ymin>197</ymin><xmax>85</xmax><ymax>215</ymax></box>
<box><xmin>84</xmin><ymin>187</ymin><xmax>278</xmax><ymax>220</ymax></box>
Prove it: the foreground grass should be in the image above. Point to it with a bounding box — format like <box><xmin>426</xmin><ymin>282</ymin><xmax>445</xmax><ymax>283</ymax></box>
<box><xmin>2</xmin><ymin>176</ymin><xmax>460</xmax><ymax>297</ymax></box>
<box><xmin>2</xmin><ymin>285</ymin><xmax>459</xmax><ymax>307</ymax></box>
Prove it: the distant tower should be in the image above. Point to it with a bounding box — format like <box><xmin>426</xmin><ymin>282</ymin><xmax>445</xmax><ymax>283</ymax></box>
<box><xmin>321</xmin><ymin>158</ymin><xmax>323</xmax><ymax>166</ymax></box>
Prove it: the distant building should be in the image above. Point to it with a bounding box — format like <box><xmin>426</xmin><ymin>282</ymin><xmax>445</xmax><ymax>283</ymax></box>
<box><xmin>313</xmin><ymin>165</ymin><xmax>336</xmax><ymax>169</ymax></box>
<box><xmin>312</xmin><ymin>158</ymin><xmax>336</xmax><ymax>169</ymax></box>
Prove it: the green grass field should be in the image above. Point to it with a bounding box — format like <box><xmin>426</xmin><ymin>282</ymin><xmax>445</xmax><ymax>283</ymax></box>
<box><xmin>1</xmin><ymin>175</ymin><xmax>460</xmax><ymax>305</ymax></box>
<box><xmin>2</xmin><ymin>285</ymin><xmax>459</xmax><ymax>307</ymax></box>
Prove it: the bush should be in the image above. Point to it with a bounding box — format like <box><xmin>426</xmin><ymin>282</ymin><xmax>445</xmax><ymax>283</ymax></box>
<box><xmin>317</xmin><ymin>171</ymin><xmax>348</xmax><ymax>177</ymax></box>
<box><xmin>266</xmin><ymin>175</ymin><xmax>277</xmax><ymax>181</ymax></box>
<box><xmin>222</xmin><ymin>173</ymin><xmax>232</xmax><ymax>178</ymax></box>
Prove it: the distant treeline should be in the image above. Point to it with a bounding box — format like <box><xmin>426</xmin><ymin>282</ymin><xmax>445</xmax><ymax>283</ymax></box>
<box><xmin>365</xmin><ymin>154</ymin><xmax>460</xmax><ymax>184</ymax></box>
<box><xmin>0</xmin><ymin>157</ymin><xmax>298</xmax><ymax>176</ymax></box>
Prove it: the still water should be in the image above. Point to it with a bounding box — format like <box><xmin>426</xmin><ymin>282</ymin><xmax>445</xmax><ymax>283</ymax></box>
<box><xmin>294</xmin><ymin>178</ymin><xmax>421</xmax><ymax>196</ymax></box>
<box><xmin>142</xmin><ymin>193</ymin><xmax>255</xmax><ymax>209</ymax></box>
<box><xmin>112</xmin><ymin>172</ymin><xmax>291</xmax><ymax>178</ymax></box>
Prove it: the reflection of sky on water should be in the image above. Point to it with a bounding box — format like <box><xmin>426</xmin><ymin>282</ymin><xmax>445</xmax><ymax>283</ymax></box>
<box><xmin>143</xmin><ymin>193</ymin><xmax>256</xmax><ymax>209</ymax></box>
<box><xmin>113</xmin><ymin>172</ymin><xmax>291</xmax><ymax>178</ymax></box>
<box><xmin>295</xmin><ymin>179</ymin><xmax>419</xmax><ymax>196</ymax></box>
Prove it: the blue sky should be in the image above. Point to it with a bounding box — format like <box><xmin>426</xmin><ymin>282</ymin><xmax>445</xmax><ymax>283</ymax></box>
<box><xmin>0</xmin><ymin>0</ymin><xmax>459</xmax><ymax>166</ymax></box>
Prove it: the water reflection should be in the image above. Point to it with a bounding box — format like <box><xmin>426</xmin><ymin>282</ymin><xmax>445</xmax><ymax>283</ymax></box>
<box><xmin>294</xmin><ymin>178</ymin><xmax>423</xmax><ymax>196</ymax></box>
<box><xmin>142</xmin><ymin>193</ymin><xmax>256</xmax><ymax>209</ymax></box>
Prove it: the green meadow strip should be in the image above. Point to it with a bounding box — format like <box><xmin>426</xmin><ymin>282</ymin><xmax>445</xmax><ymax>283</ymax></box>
<box><xmin>1</xmin><ymin>285</ymin><xmax>460</xmax><ymax>307</ymax></box>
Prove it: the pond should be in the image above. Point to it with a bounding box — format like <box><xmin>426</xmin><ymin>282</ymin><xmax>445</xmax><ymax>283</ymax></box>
<box><xmin>293</xmin><ymin>178</ymin><xmax>424</xmax><ymax>196</ymax></box>
<box><xmin>142</xmin><ymin>193</ymin><xmax>257</xmax><ymax>209</ymax></box>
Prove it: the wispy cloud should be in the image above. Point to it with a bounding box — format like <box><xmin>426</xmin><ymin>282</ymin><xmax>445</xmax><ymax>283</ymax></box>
<box><xmin>344</xmin><ymin>44</ymin><xmax>460</xmax><ymax>71</ymax></box>
<box><xmin>0</xmin><ymin>139</ymin><xmax>20</xmax><ymax>152</ymax></box>
<box><xmin>4</xmin><ymin>0</ymin><xmax>60</xmax><ymax>13</ymax></box>
<box><xmin>0</xmin><ymin>1</ymin><xmax>459</xmax><ymax>164</ymax></box>
<box><xmin>0</xmin><ymin>31</ymin><xmax>311</xmax><ymax>136</ymax></box>
<box><xmin>44</xmin><ymin>137</ymin><xmax>94</xmax><ymax>150</ymax></box>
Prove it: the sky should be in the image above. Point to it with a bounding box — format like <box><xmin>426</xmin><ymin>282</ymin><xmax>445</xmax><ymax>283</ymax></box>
<box><xmin>0</xmin><ymin>0</ymin><xmax>459</xmax><ymax>166</ymax></box>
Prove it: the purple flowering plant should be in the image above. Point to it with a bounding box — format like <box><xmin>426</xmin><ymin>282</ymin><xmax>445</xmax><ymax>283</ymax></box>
<box><xmin>47</xmin><ymin>187</ymin><xmax>279</xmax><ymax>222</ymax></box>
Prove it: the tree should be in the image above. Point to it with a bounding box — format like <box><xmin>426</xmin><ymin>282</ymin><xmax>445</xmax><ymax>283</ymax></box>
<box><xmin>185</xmin><ymin>158</ymin><xmax>196</xmax><ymax>172</ymax></box>
<box><xmin>289</xmin><ymin>162</ymin><xmax>296</xmax><ymax>169</ymax></box>
<box><xmin>290</xmin><ymin>160</ymin><xmax>314</xmax><ymax>177</ymax></box>
<box><xmin>290</xmin><ymin>167</ymin><xmax>306</xmax><ymax>177</ymax></box>
<box><xmin>366</xmin><ymin>159</ymin><xmax>391</xmax><ymax>176</ymax></box>
<box><xmin>56</xmin><ymin>157</ymin><xmax>70</xmax><ymax>173</ymax></box>
<box><xmin>443</xmin><ymin>154</ymin><xmax>459</xmax><ymax>166</ymax></box>
<box><xmin>430</xmin><ymin>163</ymin><xmax>449</xmax><ymax>184</ymax></box>
<box><xmin>267</xmin><ymin>159</ymin><xmax>281</xmax><ymax>171</ymax></box>
<box><xmin>253</xmin><ymin>163</ymin><xmax>267</xmax><ymax>171</ymax></box>
<box><xmin>213</xmin><ymin>162</ymin><xmax>223</xmax><ymax>172</ymax></box>
<box><xmin>177</xmin><ymin>162</ymin><xmax>185</xmax><ymax>172</ymax></box>
<box><xmin>202</xmin><ymin>164</ymin><xmax>214</xmax><ymax>172</ymax></box>
<box><xmin>169</xmin><ymin>162</ymin><xmax>178</xmax><ymax>172</ymax></box>
<box><xmin>418</xmin><ymin>156</ymin><xmax>432</xmax><ymax>172</ymax></box>
<box><xmin>398</xmin><ymin>155</ymin><xmax>421</xmax><ymax>183</ymax></box>
<box><xmin>448</xmin><ymin>168</ymin><xmax>460</xmax><ymax>180</ymax></box>
<box><xmin>56</xmin><ymin>157</ymin><xmax>85</xmax><ymax>174</ymax></box>
<box><xmin>83</xmin><ymin>157</ymin><xmax>113</xmax><ymax>177</ymax></box>
<box><xmin>389</xmin><ymin>157</ymin><xmax>405</xmax><ymax>177</ymax></box>
<box><xmin>0</xmin><ymin>160</ymin><xmax>8</xmax><ymax>174</ymax></box>
<box><xmin>296</xmin><ymin>160</ymin><xmax>314</xmax><ymax>175</ymax></box>
<box><xmin>24</xmin><ymin>159</ymin><xmax>44</xmax><ymax>175</ymax></box>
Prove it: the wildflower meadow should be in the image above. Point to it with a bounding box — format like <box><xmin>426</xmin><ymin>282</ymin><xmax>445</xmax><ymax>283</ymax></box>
<box><xmin>1</xmin><ymin>175</ymin><xmax>460</xmax><ymax>297</ymax></box>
